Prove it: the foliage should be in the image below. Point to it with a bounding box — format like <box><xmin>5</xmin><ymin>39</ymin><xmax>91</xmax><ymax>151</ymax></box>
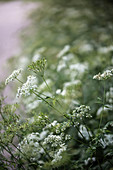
<box><xmin>1</xmin><ymin>0</ymin><xmax>113</xmax><ymax>169</ymax></box>
<box><xmin>0</xmin><ymin>57</ymin><xmax>113</xmax><ymax>169</ymax></box>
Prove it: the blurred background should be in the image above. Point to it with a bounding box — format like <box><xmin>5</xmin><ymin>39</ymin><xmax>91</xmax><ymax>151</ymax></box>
<box><xmin>0</xmin><ymin>0</ymin><xmax>113</xmax><ymax>80</ymax></box>
<box><xmin>0</xmin><ymin>0</ymin><xmax>37</xmax><ymax>80</ymax></box>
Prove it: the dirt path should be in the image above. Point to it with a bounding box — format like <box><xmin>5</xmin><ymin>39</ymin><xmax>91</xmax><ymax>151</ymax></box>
<box><xmin>0</xmin><ymin>1</ymin><xmax>36</xmax><ymax>80</ymax></box>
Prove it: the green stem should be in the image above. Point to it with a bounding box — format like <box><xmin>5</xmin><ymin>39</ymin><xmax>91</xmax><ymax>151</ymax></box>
<box><xmin>16</xmin><ymin>78</ymin><xmax>23</xmax><ymax>84</ymax></box>
<box><xmin>42</xmin><ymin>76</ymin><xmax>51</xmax><ymax>92</ymax></box>
<box><xmin>33</xmin><ymin>91</ymin><xmax>65</xmax><ymax>117</ymax></box>
<box><xmin>16</xmin><ymin>78</ymin><xmax>66</xmax><ymax>118</ymax></box>
<box><xmin>99</xmin><ymin>81</ymin><xmax>106</xmax><ymax>129</ymax></box>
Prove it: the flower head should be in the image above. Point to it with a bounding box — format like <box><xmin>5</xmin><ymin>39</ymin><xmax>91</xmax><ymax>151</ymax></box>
<box><xmin>72</xmin><ymin>105</ymin><xmax>91</xmax><ymax>119</ymax></box>
<box><xmin>28</xmin><ymin>58</ymin><xmax>46</xmax><ymax>77</ymax></box>
<box><xmin>16</xmin><ymin>75</ymin><xmax>37</xmax><ymax>98</ymax></box>
<box><xmin>93</xmin><ymin>69</ymin><xmax>113</xmax><ymax>80</ymax></box>
<box><xmin>5</xmin><ymin>68</ymin><xmax>23</xmax><ymax>85</ymax></box>
<box><xmin>67</xmin><ymin>105</ymin><xmax>91</xmax><ymax>126</ymax></box>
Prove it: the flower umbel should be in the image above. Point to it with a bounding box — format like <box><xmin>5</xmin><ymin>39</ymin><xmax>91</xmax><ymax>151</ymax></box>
<box><xmin>5</xmin><ymin>68</ymin><xmax>23</xmax><ymax>85</ymax></box>
<box><xmin>28</xmin><ymin>58</ymin><xmax>46</xmax><ymax>77</ymax></box>
<box><xmin>72</xmin><ymin>105</ymin><xmax>91</xmax><ymax>119</ymax></box>
<box><xmin>93</xmin><ymin>69</ymin><xmax>113</xmax><ymax>80</ymax></box>
<box><xmin>16</xmin><ymin>75</ymin><xmax>37</xmax><ymax>98</ymax></box>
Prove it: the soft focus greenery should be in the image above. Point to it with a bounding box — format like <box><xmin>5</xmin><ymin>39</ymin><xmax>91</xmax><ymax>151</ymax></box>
<box><xmin>0</xmin><ymin>0</ymin><xmax>113</xmax><ymax>169</ymax></box>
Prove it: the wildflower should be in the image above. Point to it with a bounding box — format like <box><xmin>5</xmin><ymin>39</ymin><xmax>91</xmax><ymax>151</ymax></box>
<box><xmin>52</xmin><ymin>144</ymin><xmax>67</xmax><ymax>164</ymax></box>
<box><xmin>5</xmin><ymin>68</ymin><xmax>23</xmax><ymax>85</ymax></box>
<box><xmin>93</xmin><ymin>69</ymin><xmax>113</xmax><ymax>80</ymax></box>
<box><xmin>28</xmin><ymin>58</ymin><xmax>46</xmax><ymax>76</ymax></box>
<box><xmin>72</xmin><ymin>105</ymin><xmax>91</xmax><ymax>120</ymax></box>
<box><xmin>43</xmin><ymin>134</ymin><xmax>62</xmax><ymax>147</ymax></box>
<box><xmin>43</xmin><ymin>133</ymin><xmax>67</xmax><ymax>164</ymax></box>
<box><xmin>17</xmin><ymin>132</ymin><xmax>45</xmax><ymax>161</ymax></box>
<box><xmin>16</xmin><ymin>75</ymin><xmax>37</xmax><ymax>98</ymax></box>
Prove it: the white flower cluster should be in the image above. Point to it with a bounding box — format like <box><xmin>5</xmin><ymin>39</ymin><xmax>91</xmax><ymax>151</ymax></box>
<box><xmin>5</xmin><ymin>68</ymin><xmax>23</xmax><ymax>85</ymax></box>
<box><xmin>72</xmin><ymin>105</ymin><xmax>92</xmax><ymax>120</ymax></box>
<box><xmin>106</xmin><ymin>87</ymin><xmax>113</xmax><ymax>104</ymax></box>
<box><xmin>17</xmin><ymin>118</ymin><xmax>72</xmax><ymax>166</ymax></box>
<box><xmin>60</xmin><ymin>121</ymin><xmax>71</xmax><ymax>133</ymax></box>
<box><xmin>29</xmin><ymin>114</ymin><xmax>49</xmax><ymax>127</ymax></box>
<box><xmin>44</xmin><ymin>120</ymin><xmax>71</xmax><ymax>136</ymax></box>
<box><xmin>44</xmin><ymin>120</ymin><xmax>58</xmax><ymax>130</ymax></box>
<box><xmin>93</xmin><ymin>69</ymin><xmax>113</xmax><ymax>80</ymax></box>
<box><xmin>17</xmin><ymin>132</ymin><xmax>46</xmax><ymax>162</ymax></box>
<box><xmin>52</xmin><ymin>144</ymin><xmax>67</xmax><ymax>164</ymax></box>
<box><xmin>43</xmin><ymin>134</ymin><xmax>62</xmax><ymax>147</ymax></box>
<box><xmin>16</xmin><ymin>75</ymin><xmax>37</xmax><ymax>98</ymax></box>
<box><xmin>43</xmin><ymin>133</ymin><xmax>67</xmax><ymax>164</ymax></box>
<box><xmin>18</xmin><ymin>130</ymin><xmax>68</xmax><ymax>166</ymax></box>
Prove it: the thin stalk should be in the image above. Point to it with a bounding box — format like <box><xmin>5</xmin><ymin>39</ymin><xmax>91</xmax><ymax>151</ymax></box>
<box><xmin>42</xmin><ymin>76</ymin><xmax>51</xmax><ymax>92</ymax></box>
<box><xmin>16</xmin><ymin>78</ymin><xmax>23</xmax><ymax>84</ymax></box>
<box><xmin>99</xmin><ymin>81</ymin><xmax>106</xmax><ymax>129</ymax></box>
<box><xmin>33</xmin><ymin>91</ymin><xmax>65</xmax><ymax>117</ymax></box>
